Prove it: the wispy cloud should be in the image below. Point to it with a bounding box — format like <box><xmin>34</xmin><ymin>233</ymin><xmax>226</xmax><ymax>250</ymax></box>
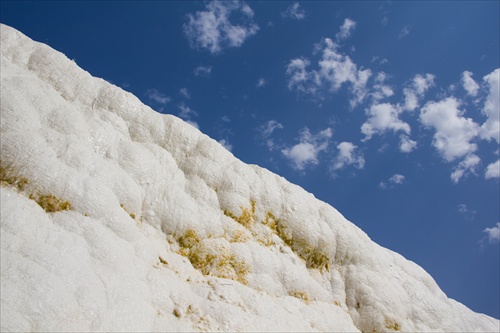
<box><xmin>331</xmin><ymin>142</ymin><xmax>365</xmax><ymax>172</ymax></box>
<box><xmin>178</xmin><ymin>102</ymin><xmax>199</xmax><ymax>129</ymax></box>
<box><xmin>183</xmin><ymin>0</ymin><xmax>259</xmax><ymax>54</ymax></box>
<box><xmin>256</xmin><ymin>77</ymin><xmax>267</xmax><ymax>88</ymax></box>
<box><xmin>218</xmin><ymin>139</ymin><xmax>233</xmax><ymax>151</ymax></box>
<box><xmin>180</xmin><ymin>87</ymin><xmax>191</xmax><ymax>99</ymax></box>
<box><xmin>258</xmin><ymin>120</ymin><xmax>284</xmax><ymax>151</ymax></box>
<box><xmin>282</xmin><ymin>127</ymin><xmax>332</xmax><ymax>170</ymax></box>
<box><xmin>282</xmin><ymin>2</ymin><xmax>305</xmax><ymax>20</ymax></box>
<box><xmin>259</xmin><ymin>120</ymin><xmax>283</xmax><ymax>139</ymax></box>
<box><xmin>379</xmin><ymin>174</ymin><xmax>405</xmax><ymax>189</ymax></box>
<box><xmin>145</xmin><ymin>89</ymin><xmax>171</xmax><ymax>105</ymax></box>
<box><xmin>450</xmin><ymin>154</ymin><xmax>480</xmax><ymax>183</ymax></box>
<box><xmin>336</xmin><ymin>18</ymin><xmax>356</xmax><ymax>41</ymax></box>
<box><xmin>398</xmin><ymin>25</ymin><xmax>411</xmax><ymax>39</ymax></box>
<box><xmin>194</xmin><ymin>65</ymin><xmax>212</xmax><ymax>77</ymax></box>
<box><xmin>458</xmin><ymin>203</ymin><xmax>477</xmax><ymax>221</ymax></box>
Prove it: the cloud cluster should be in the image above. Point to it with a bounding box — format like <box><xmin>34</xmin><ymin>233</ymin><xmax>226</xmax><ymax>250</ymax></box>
<box><xmin>417</xmin><ymin>68</ymin><xmax>500</xmax><ymax>182</ymax></box>
<box><xmin>182</xmin><ymin>10</ymin><xmax>498</xmax><ymax>186</ymax></box>
<box><xmin>282</xmin><ymin>127</ymin><xmax>332</xmax><ymax>170</ymax></box>
<box><xmin>183</xmin><ymin>0</ymin><xmax>259</xmax><ymax>54</ymax></box>
<box><xmin>282</xmin><ymin>16</ymin><xmax>498</xmax><ymax>182</ymax></box>
<box><xmin>360</xmin><ymin>73</ymin><xmax>434</xmax><ymax>153</ymax></box>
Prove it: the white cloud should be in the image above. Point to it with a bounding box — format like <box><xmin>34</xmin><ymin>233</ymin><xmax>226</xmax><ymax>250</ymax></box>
<box><xmin>285</xmin><ymin>57</ymin><xmax>321</xmax><ymax>96</ymax></box>
<box><xmin>146</xmin><ymin>89</ymin><xmax>171</xmax><ymax>104</ymax></box>
<box><xmin>390</xmin><ymin>174</ymin><xmax>405</xmax><ymax>184</ymax></box>
<box><xmin>403</xmin><ymin>91</ymin><xmax>418</xmax><ymax>112</ymax></box>
<box><xmin>483</xmin><ymin>222</ymin><xmax>500</xmax><ymax>244</ymax></box>
<box><xmin>413</xmin><ymin>73</ymin><xmax>435</xmax><ymax>94</ymax></box>
<box><xmin>286</xmin><ymin>38</ymin><xmax>371</xmax><ymax>106</ymax></box>
<box><xmin>282</xmin><ymin>2</ymin><xmax>305</xmax><ymax>20</ymax></box>
<box><xmin>450</xmin><ymin>154</ymin><xmax>480</xmax><ymax>183</ymax></box>
<box><xmin>480</xmin><ymin>68</ymin><xmax>500</xmax><ymax>143</ymax></box>
<box><xmin>371</xmin><ymin>72</ymin><xmax>394</xmax><ymax>102</ymax></box>
<box><xmin>336</xmin><ymin>18</ymin><xmax>356</xmax><ymax>41</ymax></box>
<box><xmin>183</xmin><ymin>0</ymin><xmax>259</xmax><ymax>54</ymax></box>
<box><xmin>399</xmin><ymin>135</ymin><xmax>417</xmax><ymax>153</ymax></box>
<box><xmin>256</xmin><ymin>78</ymin><xmax>267</xmax><ymax>88</ymax></box>
<box><xmin>319</xmin><ymin>38</ymin><xmax>372</xmax><ymax>107</ymax></box>
<box><xmin>218</xmin><ymin>139</ymin><xmax>233</xmax><ymax>151</ymax></box>
<box><xmin>331</xmin><ymin>142</ymin><xmax>365</xmax><ymax>171</ymax></box>
<box><xmin>379</xmin><ymin>174</ymin><xmax>405</xmax><ymax>189</ymax></box>
<box><xmin>194</xmin><ymin>65</ymin><xmax>212</xmax><ymax>77</ymax></box>
<box><xmin>180</xmin><ymin>87</ymin><xmax>191</xmax><ymax>99</ymax></box>
<box><xmin>282</xmin><ymin>127</ymin><xmax>332</xmax><ymax>170</ymax></box>
<box><xmin>485</xmin><ymin>159</ymin><xmax>500</xmax><ymax>179</ymax></box>
<box><xmin>398</xmin><ymin>25</ymin><xmax>411</xmax><ymax>39</ymax></box>
<box><xmin>461</xmin><ymin>71</ymin><xmax>480</xmax><ymax>97</ymax></box>
<box><xmin>361</xmin><ymin>103</ymin><xmax>410</xmax><ymax>140</ymax></box>
<box><xmin>420</xmin><ymin>97</ymin><xmax>479</xmax><ymax>162</ymax></box>
<box><xmin>403</xmin><ymin>73</ymin><xmax>435</xmax><ymax>111</ymax></box>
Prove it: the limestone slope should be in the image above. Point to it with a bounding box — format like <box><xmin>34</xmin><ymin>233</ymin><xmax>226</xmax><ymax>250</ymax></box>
<box><xmin>1</xmin><ymin>24</ymin><xmax>498</xmax><ymax>332</ymax></box>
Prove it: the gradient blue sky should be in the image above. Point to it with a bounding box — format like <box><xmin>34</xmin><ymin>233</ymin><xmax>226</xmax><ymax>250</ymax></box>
<box><xmin>1</xmin><ymin>1</ymin><xmax>499</xmax><ymax>319</ymax></box>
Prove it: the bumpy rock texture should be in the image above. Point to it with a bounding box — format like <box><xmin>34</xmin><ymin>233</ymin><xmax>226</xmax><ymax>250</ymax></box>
<box><xmin>1</xmin><ymin>24</ymin><xmax>498</xmax><ymax>332</ymax></box>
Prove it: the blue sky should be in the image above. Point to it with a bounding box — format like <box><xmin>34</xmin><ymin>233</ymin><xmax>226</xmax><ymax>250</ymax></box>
<box><xmin>2</xmin><ymin>0</ymin><xmax>499</xmax><ymax>319</ymax></box>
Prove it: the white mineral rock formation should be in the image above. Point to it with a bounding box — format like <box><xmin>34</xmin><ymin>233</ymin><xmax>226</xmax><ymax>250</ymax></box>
<box><xmin>1</xmin><ymin>23</ymin><xmax>498</xmax><ymax>332</ymax></box>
